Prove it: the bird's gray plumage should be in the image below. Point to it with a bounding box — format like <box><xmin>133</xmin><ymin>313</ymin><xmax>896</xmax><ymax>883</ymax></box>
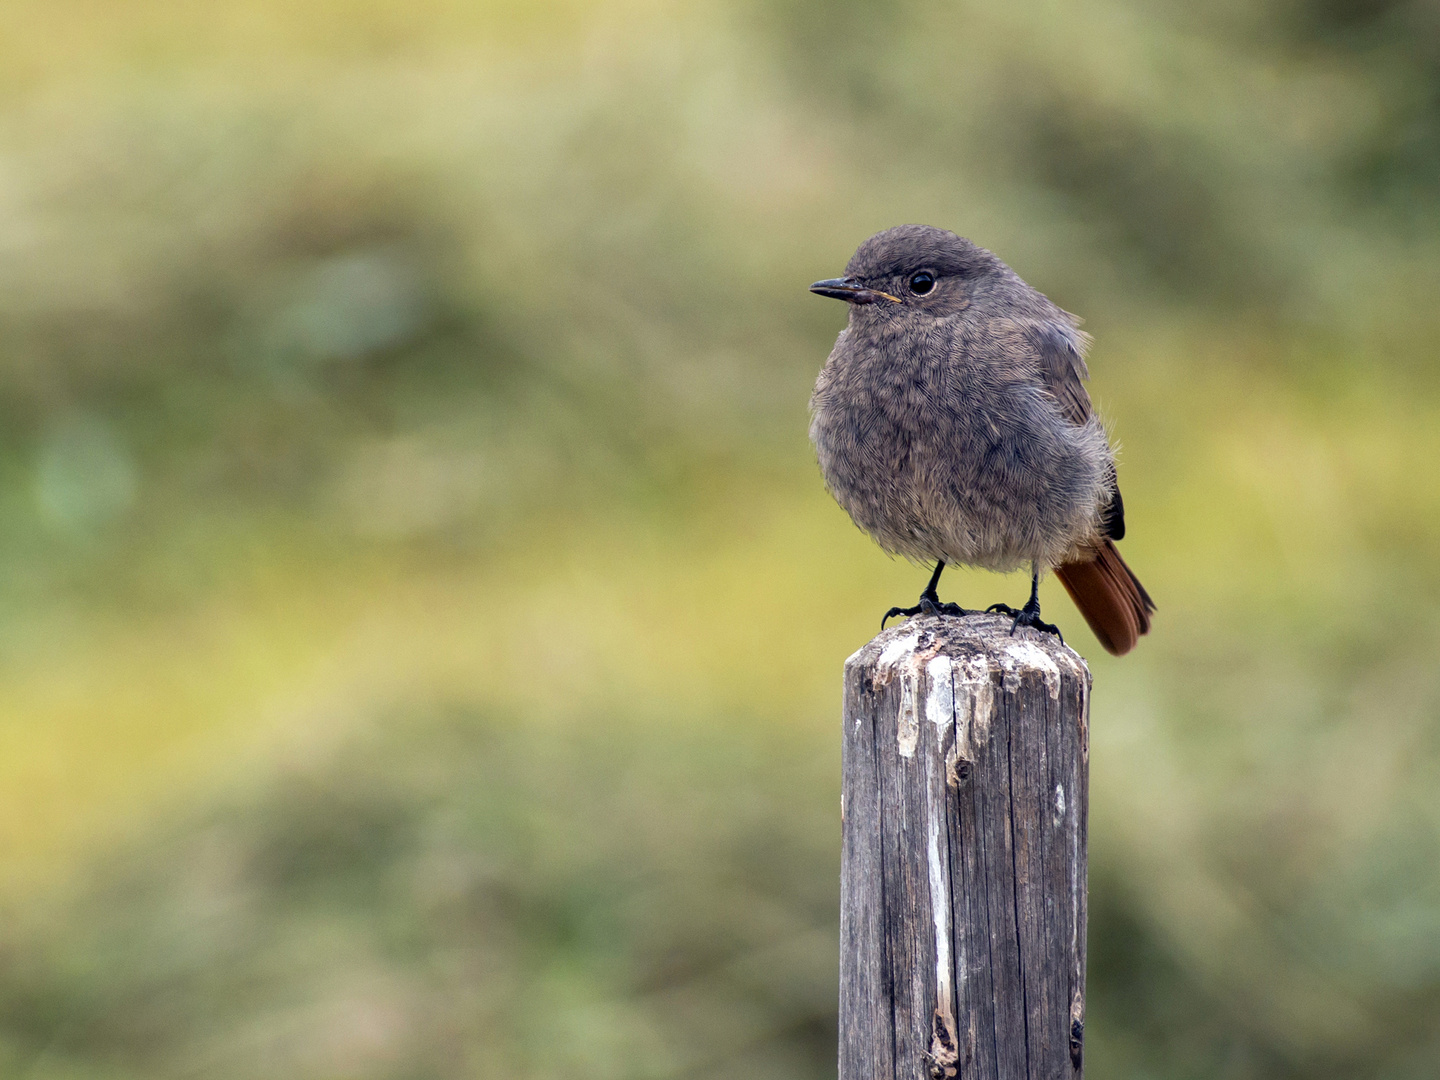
<box><xmin>809</xmin><ymin>224</ymin><xmax>1116</xmax><ymax>575</ymax></box>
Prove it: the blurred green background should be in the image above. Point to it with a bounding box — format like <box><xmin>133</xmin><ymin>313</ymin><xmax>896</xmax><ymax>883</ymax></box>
<box><xmin>0</xmin><ymin>1</ymin><xmax>1438</xmax><ymax>1077</ymax></box>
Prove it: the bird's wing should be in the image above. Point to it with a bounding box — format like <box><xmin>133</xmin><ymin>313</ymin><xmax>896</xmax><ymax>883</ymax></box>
<box><xmin>1022</xmin><ymin>319</ymin><xmax>1092</xmax><ymax>426</ymax></box>
<box><xmin>1021</xmin><ymin>319</ymin><xmax>1127</xmax><ymax>541</ymax></box>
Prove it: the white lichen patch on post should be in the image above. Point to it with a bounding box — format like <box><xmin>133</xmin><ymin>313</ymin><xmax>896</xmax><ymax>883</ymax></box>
<box><xmin>998</xmin><ymin>638</ymin><xmax>1062</xmax><ymax>699</ymax></box>
<box><xmin>925</xmin><ymin>654</ymin><xmax>955</xmax><ymax>736</ymax></box>
<box><xmin>926</xmin><ymin>790</ymin><xmax>960</xmax><ymax>1077</ymax></box>
<box><xmin>926</xmin><ymin>792</ymin><xmax>953</xmax><ymax>1011</ymax></box>
<box><xmin>952</xmin><ymin>653</ymin><xmax>997</xmax><ymax>771</ymax></box>
<box><xmin>868</xmin><ymin>628</ymin><xmax>927</xmax><ymax>752</ymax></box>
<box><xmin>877</xmin><ymin>628</ymin><xmax>923</xmax><ymax>670</ymax></box>
<box><xmin>1057</xmin><ymin>647</ymin><xmax>1093</xmax><ymax>756</ymax></box>
<box><xmin>871</xmin><ymin>627</ymin><xmax>962</xmax><ymax>758</ymax></box>
<box><xmin>897</xmin><ymin>670</ymin><xmax>919</xmax><ymax>757</ymax></box>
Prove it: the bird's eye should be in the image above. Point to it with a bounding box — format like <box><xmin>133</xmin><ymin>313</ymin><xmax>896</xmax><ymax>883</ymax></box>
<box><xmin>908</xmin><ymin>271</ymin><xmax>935</xmax><ymax>295</ymax></box>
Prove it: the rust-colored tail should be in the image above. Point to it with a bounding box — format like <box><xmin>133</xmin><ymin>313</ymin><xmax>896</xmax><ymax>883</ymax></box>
<box><xmin>1054</xmin><ymin>539</ymin><xmax>1155</xmax><ymax>656</ymax></box>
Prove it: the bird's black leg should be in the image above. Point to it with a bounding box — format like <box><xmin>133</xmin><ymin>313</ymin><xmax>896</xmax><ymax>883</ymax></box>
<box><xmin>989</xmin><ymin>562</ymin><xmax>1063</xmax><ymax>643</ymax></box>
<box><xmin>881</xmin><ymin>561</ymin><xmax>976</xmax><ymax>628</ymax></box>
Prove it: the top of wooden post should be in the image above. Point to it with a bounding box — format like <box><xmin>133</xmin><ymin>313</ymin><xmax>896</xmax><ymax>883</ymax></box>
<box><xmin>848</xmin><ymin>612</ymin><xmax>1090</xmax><ymax>694</ymax></box>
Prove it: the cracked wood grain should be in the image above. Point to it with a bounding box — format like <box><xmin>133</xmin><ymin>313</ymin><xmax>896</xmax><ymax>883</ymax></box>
<box><xmin>841</xmin><ymin>614</ymin><xmax>1090</xmax><ymax>1080</ymax></box>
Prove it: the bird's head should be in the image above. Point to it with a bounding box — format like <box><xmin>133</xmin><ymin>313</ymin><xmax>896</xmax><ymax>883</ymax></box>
<box><xmin>810</xmin><ymin>224</ymin><xmax>999</xmax><ymax>319</ymax></box>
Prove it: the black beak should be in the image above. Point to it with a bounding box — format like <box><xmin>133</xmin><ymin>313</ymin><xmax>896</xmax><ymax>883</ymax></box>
<box><xmin>809</xmin><ymin>277</ymin><xmax>900</xmax><ymax>304</ymax></box>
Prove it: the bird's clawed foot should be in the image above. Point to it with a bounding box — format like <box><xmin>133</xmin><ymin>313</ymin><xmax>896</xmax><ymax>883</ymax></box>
<box><xmin>881</xmin><ymin>561</ymin><xmax>977</xmax><ymax>629</ymax></box>
<box><xmin>995</xmin><ymin>598</ymin><xmax>1063</xmax><ymax>644</ymax></box>
<box><xmin>881</xmin><ymin>593</ymin><xmax>975</xmax><ymax>630</ymax></box>
<box><xmin>985</xmin><ymin>562</ymin><xmax>1064</xmax><ymax>643</ymax></box>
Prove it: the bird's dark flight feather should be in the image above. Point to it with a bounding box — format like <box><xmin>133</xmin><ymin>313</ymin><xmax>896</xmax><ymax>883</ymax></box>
<box><xmin>1026</xmin><ymin>319</ymin><xmax>1129</xmax><ymax>541</ymax></box>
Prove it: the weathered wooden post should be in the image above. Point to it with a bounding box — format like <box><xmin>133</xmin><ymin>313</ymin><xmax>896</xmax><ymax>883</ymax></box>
<box><xmin>841</xmin><ymin>613</ymin><xmax>1090</xmax><ymax>1080</ymax></box>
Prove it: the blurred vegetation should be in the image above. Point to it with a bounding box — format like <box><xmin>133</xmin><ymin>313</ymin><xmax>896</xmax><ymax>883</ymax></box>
<box><xmin>0</xmin><ymin>0</ymin><xmax>1438</xmax><ymax>1077</ymax></box>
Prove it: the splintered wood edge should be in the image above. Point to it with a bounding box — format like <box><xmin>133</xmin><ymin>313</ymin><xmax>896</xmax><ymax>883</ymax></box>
<box><xmin>847</xmin><ymin>613</ymin><xmax>1090</xmax><ymax>703</ymax></box>
<box><xmin>847</xmin><ymin>613</ymin><xmax>1091</xmax><ymax>780</ymax></box>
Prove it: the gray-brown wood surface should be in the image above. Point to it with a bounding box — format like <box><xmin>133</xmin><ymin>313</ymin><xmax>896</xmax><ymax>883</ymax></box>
<box><xmin>840</xmin><ymin>614</ymin><xmax>1090</xmax><ymax>1080</ymax></box>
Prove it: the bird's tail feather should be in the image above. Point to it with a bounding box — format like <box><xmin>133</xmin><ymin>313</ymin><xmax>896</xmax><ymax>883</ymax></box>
<box><xmin>1055</xmin><ymin>539</ymin><xmax>1155</xmax><ymax>656</ymax></box>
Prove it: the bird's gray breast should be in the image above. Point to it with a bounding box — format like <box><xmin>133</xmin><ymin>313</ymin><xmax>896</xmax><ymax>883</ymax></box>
<box><xmin>809</xmin><ymin>317</ymin><xmax>1109</xmax><ymax>572</ymax></box>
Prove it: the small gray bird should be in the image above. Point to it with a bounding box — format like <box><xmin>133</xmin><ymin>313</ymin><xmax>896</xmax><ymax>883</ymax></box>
<box><xmin>809</xmin><ymin>225</ymin><xmax>1154</xmax><ymax>654</ymax></box>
